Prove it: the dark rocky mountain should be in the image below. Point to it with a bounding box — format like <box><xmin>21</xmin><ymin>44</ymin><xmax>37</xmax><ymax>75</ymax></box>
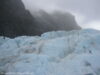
<box><xmin>0</xmin><ymin>0</ymin><xmax>38</xmax><ymax>37</ymax></box>
<box><xmin>0</xmin><ymin>0</ymin><xmax>81</xmax><ymax>38</ymax></box>
<box><xmin>33</xmin><ymin>10</ymin><xmax>81</xmax><ymax>31</ymax></box>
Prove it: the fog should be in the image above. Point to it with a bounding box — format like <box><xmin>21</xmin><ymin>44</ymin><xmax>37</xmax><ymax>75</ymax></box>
<box><xmin>22</xmin><ymin>0</ymin><xmax>100</xmax><ymax>30</ymax></box>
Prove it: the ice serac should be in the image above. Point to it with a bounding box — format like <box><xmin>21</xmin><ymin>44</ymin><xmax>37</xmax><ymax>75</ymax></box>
<box><xmin>0</xmin><ymin>29</ymin><xmax>100</xmax><ymax>75</ymax></box>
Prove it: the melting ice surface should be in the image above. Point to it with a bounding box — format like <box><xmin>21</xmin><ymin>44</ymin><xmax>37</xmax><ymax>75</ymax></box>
<box><xmin>0</xmin><ymin>29</ymin><xmax>100</xmax><ymax>75</ymax></box>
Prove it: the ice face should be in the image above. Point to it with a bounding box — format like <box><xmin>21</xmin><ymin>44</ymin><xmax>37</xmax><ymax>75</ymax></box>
<box><xmin>0</xmin><ymin>29</ymin><xmax>100</xmax><ymax>75</ymax></box>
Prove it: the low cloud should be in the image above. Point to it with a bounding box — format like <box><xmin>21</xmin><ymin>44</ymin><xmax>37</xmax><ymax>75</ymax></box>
<box><xmin>22</xmin><ymin>0</ymin><xmax>100</xmax><ymax>30</ymax></box>
<box><xmin>83</xmin><ymin>20</ymin><xmax>100</xmax><ymax>30</ymax></box>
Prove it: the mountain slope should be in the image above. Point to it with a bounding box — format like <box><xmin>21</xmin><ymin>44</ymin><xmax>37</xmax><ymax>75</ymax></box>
<box><xmin>0</xmin><ymin>0</ymin><xmax>38</xmax><ymax>37</ymax></box>
<box><xmin>33</xmin><ymin>10</ymin><xmax>81</xmax><ymax>32</ymax></box>
<box><xmin>0</xmin><ymin>0</ymin><xmax>81</xmax><ymax>38</ymax></box>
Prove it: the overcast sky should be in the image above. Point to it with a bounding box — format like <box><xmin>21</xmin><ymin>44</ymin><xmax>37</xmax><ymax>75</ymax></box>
<box><xmin>22</xmin><ymin>0</ymin><xmax>100</xmax><ymax>30</ymax></box>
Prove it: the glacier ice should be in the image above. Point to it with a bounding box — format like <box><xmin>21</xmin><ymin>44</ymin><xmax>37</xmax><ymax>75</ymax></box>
<box><xmin>0</xmin><ymin>29</ymin><xmax>100</xmax><ymax>75</ymax></box>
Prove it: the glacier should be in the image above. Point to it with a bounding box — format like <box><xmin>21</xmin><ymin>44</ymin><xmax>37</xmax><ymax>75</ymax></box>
<box><xmin>0</xmin><ymin>29</ymin><xmax>100</xmax><ymax>75</ymax></box>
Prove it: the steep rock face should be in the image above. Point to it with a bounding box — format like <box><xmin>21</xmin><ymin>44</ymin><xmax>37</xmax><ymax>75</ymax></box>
<box><xmin>0</xmin><ymin>0</ymin><xmax>81</xmax><ymax>38</ymax></box>
<box><xmin>0</xmin><ymin>0</ymin><xmax>37</xmax><ymax>37</ymax></box>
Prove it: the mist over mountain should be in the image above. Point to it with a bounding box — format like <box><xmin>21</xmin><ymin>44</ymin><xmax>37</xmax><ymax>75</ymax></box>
<box><xmin>33</xmin><ymin>10</ymin><xmax>81</xmax><ymax>31</ymax></box>
<box><xmin>0</xmin><ymin>0</ymin><xmax>81</xmax><ymax>38</ymax></box>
